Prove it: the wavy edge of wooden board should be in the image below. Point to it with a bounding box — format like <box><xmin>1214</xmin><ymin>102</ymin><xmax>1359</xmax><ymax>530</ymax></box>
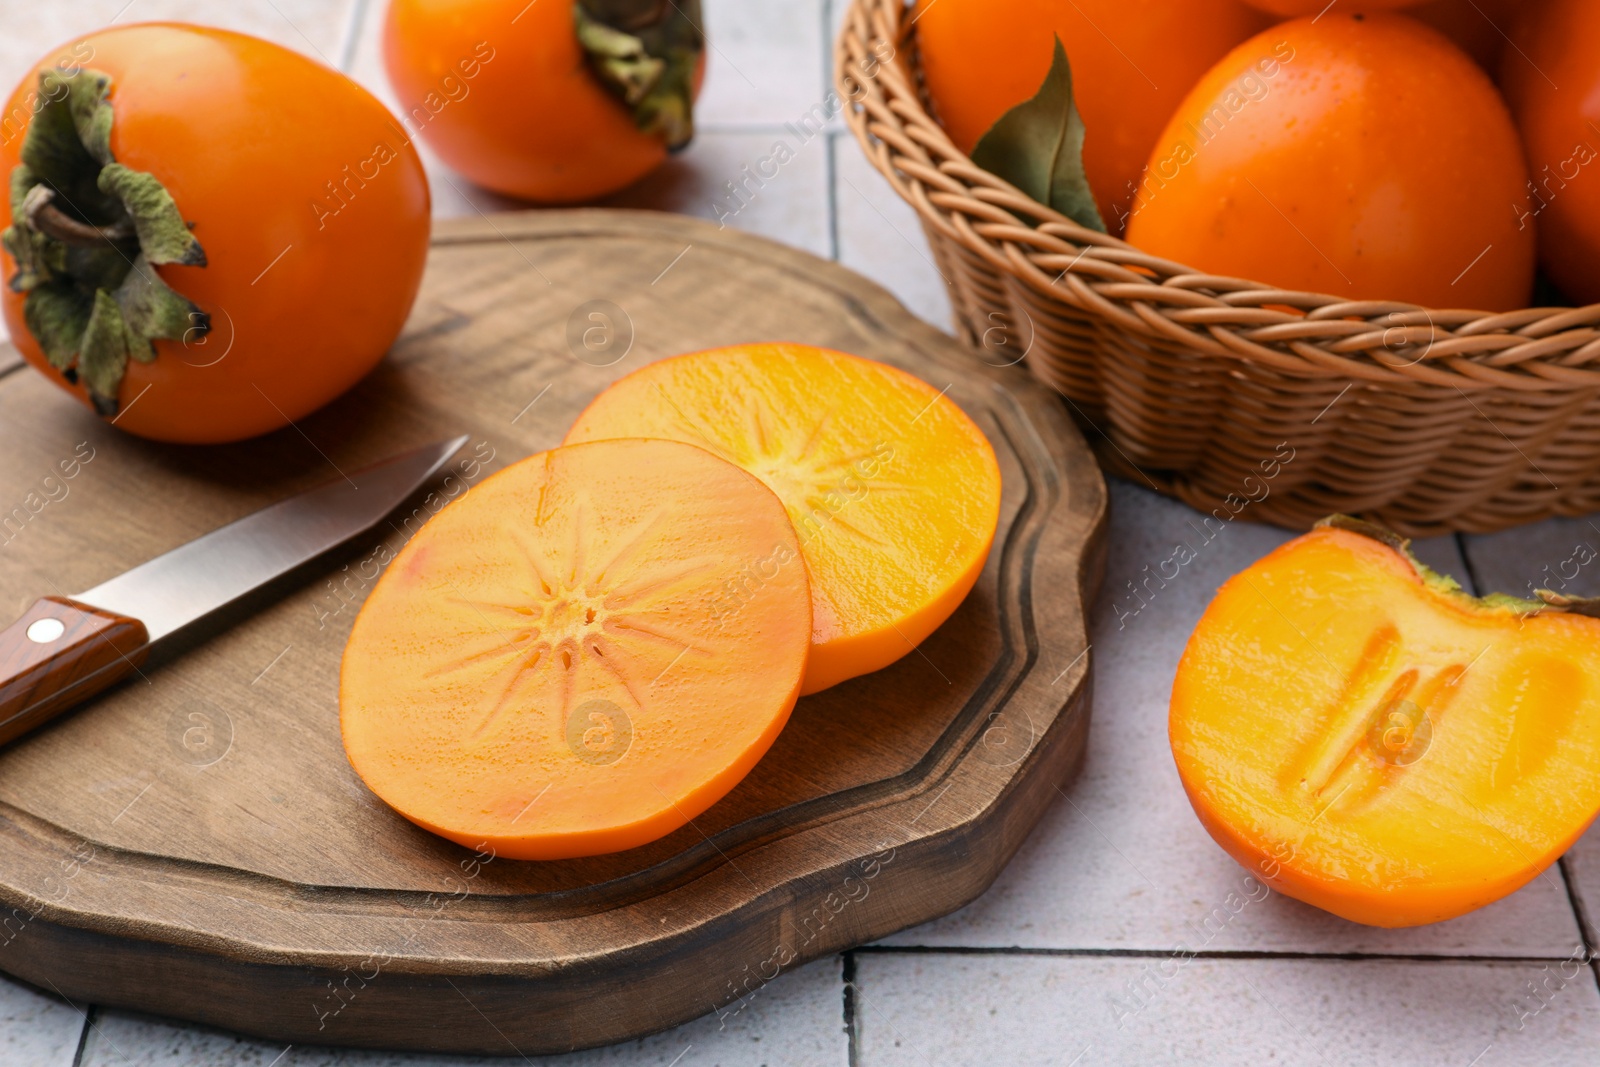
<box><xmin>0</xmin><ymin>208</ymin><xmax>1108</xmax><ymax>1054</ymax></box>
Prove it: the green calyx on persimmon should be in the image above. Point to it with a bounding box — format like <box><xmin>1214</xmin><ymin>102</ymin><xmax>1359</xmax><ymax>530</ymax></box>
<box><xmin>574</xmin><ymin>0</ymin><xmax>704</xmax><ymax>150</ymax></box>
<box><xmin>1</xmin><ymin>66</ymin><xmax>208</xmax><ymax>415</ymax></box>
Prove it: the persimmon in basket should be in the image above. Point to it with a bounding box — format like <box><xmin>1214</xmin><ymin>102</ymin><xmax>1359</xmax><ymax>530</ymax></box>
<box><xmin>1238</xmin><ymin>0</ymin><xmax>1414</xmax><ymax>12</ymax></box>
<box><xmin>1408</xmin><ymin>0</ymin><xmax>1524</xmax><ymax>70</ymax></box>
<box><xmin>1501</xmin><ymin>0</ymin><xmax>1600</xmax><ymax>306</ymax></box>
<box><xmin>1124</xmin><ymin>13</ymin><xmax>1535</xmax><ymax>311</ymax></box>
<box><xmin>914</xmin><ymin>0</ymin><xmax>1267</xmax><ymax>230</ymax></box>
<box><xmin>1171</xmin><ymin>519</ymin><xmax>1600</xmax><ymax>927</ymax></box>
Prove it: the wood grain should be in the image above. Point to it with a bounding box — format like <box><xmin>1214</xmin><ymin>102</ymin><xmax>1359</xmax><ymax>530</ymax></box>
<box><xmin>0</xmin><ymin>597</ymin><xmax>147</xmax><ymax>746</ymax></box>
<box><xmin>0</xmin><ymin>209</ymin><xmax>1106</xmax><ymax>1054</ymax></box>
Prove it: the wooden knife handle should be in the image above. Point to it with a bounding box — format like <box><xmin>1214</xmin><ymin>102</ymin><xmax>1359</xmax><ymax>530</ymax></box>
<box><xmin>0</xmin><ymin>597</ymin><xmax>148</xmax><ymax>746</ymax></box>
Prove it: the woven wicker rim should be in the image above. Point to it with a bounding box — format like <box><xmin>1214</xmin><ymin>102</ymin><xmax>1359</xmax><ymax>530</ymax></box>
<box><xmin>834</xmin><ymin>0</ymin><xmax>1600</xmax><ymax>395</ymax></box>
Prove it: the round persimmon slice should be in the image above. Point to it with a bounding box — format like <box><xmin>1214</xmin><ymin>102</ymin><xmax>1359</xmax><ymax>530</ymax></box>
<box><xmin>340</xmin><ymin>438</ymin><xmax>811</xmax><ymax>860</ymax></box>
<box><xmin>564</xmin><ymin>344</ymin><xmax>1002</xmax><ymax>694</ymax></box>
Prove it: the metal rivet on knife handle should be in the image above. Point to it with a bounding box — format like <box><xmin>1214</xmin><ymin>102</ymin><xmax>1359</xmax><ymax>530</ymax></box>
<box><xmin>0</xmin><ymin>597</ymin><xmax>149</xmax><ymax>746</ymax></box>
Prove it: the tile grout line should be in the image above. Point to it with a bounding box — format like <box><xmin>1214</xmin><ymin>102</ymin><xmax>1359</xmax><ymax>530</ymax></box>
<box><xmin>335</xmin><ymin>0</ymin><xmax>373</xmax><ymax>73</ymax></box>
<box><xmin>69</xmin><ymin>1004</ymin><xmax>92</xmax><ymax>1067</ymax></box>
<box><xmin>854</xmin><ymin>944</ymin><xmax>1595</xmax><ymax>965</ymax></box>
<box><xmin>1559</xmin><ymin>855</ymin><xmax>1598</xmax><ymax>951</ymax></box>
<box><xmin>701</xmin><ymin>121</ymin><xmax>831</xmax><ymax>135</ymax></box>
<box><xmin>1557</xmin><ymin>855</ymin><xmax>1600</xmax><ymax>1001</ymax></box>
<box><xmin>1459</xmin><ymin>528</ymin><xmax>1598</xmax><ymax>989</ymax></box>
<box><xmin>825</xmin><ymin>132</ymin><xmax>841</xmax><ymax>263</ymax></box>
<box><xmin>0</xmin><ymin>351</ymin><xmax>26</xmax><ymax>382</ymax></box>
<box><xmin>842</xmin><ymin>950</ymin><xmax>859</xmax><ymax>1067</ymax></box>
<box><xmin>1455</xmin><ymin>531</ymin><xmax>1485</xmax><ymax>596</ymax></box>
<box><xmin>822</xmin><ymin>0</ymin><xmax>841</xmax><ymax>264</ymax></box>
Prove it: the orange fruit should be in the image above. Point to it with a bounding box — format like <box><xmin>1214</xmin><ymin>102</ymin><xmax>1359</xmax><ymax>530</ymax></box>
<box><xmin>0</xmin><ymin>25</ymin><xmax>430</xmax><ymax>443</ymax></box>
<box><xmin>1500</xmin><ymin>0</ymin><xmax>1600</xmax><ymax>305</ymax></box>
<box><xmin>1171</xmin><ymin>521</ymin><xmax>1600</xmax><ymax>927</ymax></box>
<box><xmin>383</xmin><ymin>0</ymin><xmax>702</xmax><ymax>203</ymax></box>
<box><xmin>564</xmin><ymin>344</ymin><xmax>1002</xmax><ymax>695</ymax></box>
<box><xmin>914</xmin><ymin>0</ymin><xmax>1267</xmax><ymax>230</ymax></box>
<box><xmin>1125</xmin><ymin>14</ymin><xmax>1534</xmax><ymax>311</ymax></box>
<box><xmin>1408</xmin><ymin>0</ymin><xmax>1523</xmax><ymax>70</ymax></box>
<box><xmin>341</xmin><ymin>439</ymin><xmax>812</xmax><ymax>860</ymax></box>
<box><xmin>1241</xmin><ymin>0</ymin><xmax>1417</xmax><ymax>12</ymax></box>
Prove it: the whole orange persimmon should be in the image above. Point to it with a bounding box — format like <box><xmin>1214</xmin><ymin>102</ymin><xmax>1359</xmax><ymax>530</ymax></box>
<box><xmin>913</xmin><ymin>0</ymin><xmax>1268</xmax><ymax>231</ymax></box>
<box><xmin>1241</xmin><ymin>0</ymin><xmax>1418</xmax><ymax>12</ymax></box>
<box><xmin>0</xmin><ymin>24</ymin><xmax>430</xmax><ymax>444</ymax></box>
<box><xmin>1500</xmin><ymin>0</ymin><xmax>1600</xmax><ymax>306</ymax></box>
<box><xmin>1125</xmin><ymin>14</ymin><xmax>1534</xmax><ymax>311</ymax></box>
<box><xmin>384</xmin><ymin>0</ymin><xmax>704</xmax><ymax>203</ymax></box>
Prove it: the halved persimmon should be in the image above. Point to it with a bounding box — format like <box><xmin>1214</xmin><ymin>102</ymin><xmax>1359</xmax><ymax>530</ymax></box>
<box><xmin>564</xmin><ymin>344</ymin><xmax>1002</xmax><ymax>694</ymax></box>
<box><xmin>340</xmin><ymin>438</ymin><xmax>811</xmax><ymax>860</ymax></box>
<box><xmin>1171</xmin><ymin>519</ymin><xmax>1600</xmax><ymax>926</ymax></box>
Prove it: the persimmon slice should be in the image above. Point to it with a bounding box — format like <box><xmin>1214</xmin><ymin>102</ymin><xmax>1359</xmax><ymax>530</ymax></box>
<box><xmin>1171</xmin><ymin>520</ymin><xmax>1600</xmax><ymax>927</ymax></box>
<box><xmin>340</xmin><ymin>439</ymin><xmax>811</xmax><ymax>860</ymax></box>
<box><xmin>565</xmin><ymin>344</ymin><xmax>1002</xmax><ymax>694</ymax></box>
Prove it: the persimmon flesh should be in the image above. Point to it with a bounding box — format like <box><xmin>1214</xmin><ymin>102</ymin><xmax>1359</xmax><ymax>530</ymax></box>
<box><xmin>341</xmin><ymin>439</ymin><xmax>811</xmax><ymax>860</ymax></box>
<box><xmin>565</xmin><ymin>344</ymin><xmax>1002</xmax><ymax>695</ymax></box>
<box><xmin>1171</xmin><ymin>522</ymin><xmax>1600</xmax><ymax>927</ymax></box>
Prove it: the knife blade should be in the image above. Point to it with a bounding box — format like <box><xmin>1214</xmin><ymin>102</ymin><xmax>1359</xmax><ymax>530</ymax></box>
<box><xmin>0</xmin><ymin>435</ymin><xmax>468</xmax><ymax>746</ymax></box>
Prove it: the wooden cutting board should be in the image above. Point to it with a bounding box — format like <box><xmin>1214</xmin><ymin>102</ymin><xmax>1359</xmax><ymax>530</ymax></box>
<box><xmin>0</xmin><ymin>209</ymin><xmax>1106</xmax><ymax>1055</ymax></box>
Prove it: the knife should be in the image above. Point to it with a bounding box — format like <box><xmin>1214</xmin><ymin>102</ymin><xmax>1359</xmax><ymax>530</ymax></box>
<box><xmin>0</xmin><ymin>435</ymin><xmax>469</xmax><ymax>747</ymax></box>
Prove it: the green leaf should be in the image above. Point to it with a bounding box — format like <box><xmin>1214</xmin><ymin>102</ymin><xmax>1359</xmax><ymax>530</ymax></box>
<box><xmin>98</xmin><ymin>163</ymin><xmax>206</xmax><ymax>266</ymax></box>
<box><xmin>24</xmin><ymin>70</ymin><xmax>123</xmax><ymax>221</ymax></box>
<box><xmin>21</xmin><ymin>72</ymin><xmax>99</xmax><ymax>193</ymax></box>
<box><xmin>8</xmin><ymin>164</ymin><xmax>35</xmax><ymax>221</ymax></box>
<box><xmin>3</xmin><ymin>223</ymin><xmax>50</xmax><ymax>292</ymax></box>
<box><xmin>970</xmin><ymin>37</ymin><xmax>1106</xmax><ymax>233</ymax></box>
<box><xmin>64</xmin><ymin>68</ymin><xmax>114</xmax><ymax>166</ymax></box>
<box><xmin>78</xmin><ymin>287</ymin><xmax>131</xmax><ymax>409</ymax></box>
<box><xmin>113</xmin><ymin>254</ymin><xmax>206</xmax><ymax>361</ymax></box>
<box><xmin>6</xmin><ymin>65</ymin><xmax>209</xmax><ymax>414</ymax></box>
<box><xmin>22</xmin><ymin>281</ymin><xmax>93</xmax><ymax>370</ymax></box>
<box><xmin>575</xmin><ymin>0</ymin><xmax>702</xmax><ymax>150</ymax></box>
<box><xmin>64</xmin><ymin>240</ymin><xmax>134</xmax><ymax>293</ymax></box>
<box><xmin>574</xmin><ymin>16</ymin><xmax>666</xmax><ymax>104</ymax></box>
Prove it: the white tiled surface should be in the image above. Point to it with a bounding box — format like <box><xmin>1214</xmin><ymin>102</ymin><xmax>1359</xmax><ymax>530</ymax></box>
<box><xmin>77</xmin><ymin>960</ymin><xmax>846</xmax><ymax>1066</ymax></box>
<box><xmin>1</xmin><ymin>1</ymin><xmax>1598</xmax><ymax>1064</ymax></box>
<box><xmin>0</xmin><ymin>974</ymin><xmax>84</xmax><ymax>1067</ymax></box>
<box><xmin>853</xmin><ymin>954</ymin><xmax>1600</xmax><ymax>1067</ymax></box>
<box><xmin>877</xmin><ymin>482</ymin><xmax>1588</xmax><ymax>959</ymax></box>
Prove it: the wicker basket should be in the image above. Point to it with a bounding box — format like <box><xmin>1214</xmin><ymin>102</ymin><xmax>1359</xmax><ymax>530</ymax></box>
<box><xmin>836</xmin><ymin>0</ymin><xmax>1600</xmax><ymax>536</ymax></box>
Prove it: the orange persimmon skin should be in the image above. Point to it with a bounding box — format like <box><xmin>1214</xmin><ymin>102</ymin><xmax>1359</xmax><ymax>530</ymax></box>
<box><xmin>340</xmin><ymin>439</ymin><xmax>812</xmax><ymax>861</ymax></box>
<box><xmin>1500</xmin><ymin>0</ymin><xmax>1600</xmax><ymax>305</ymax></box>
<box><xmin>564</xmin><ymin>344</ymin><xmax>1002</xmax><ymax>695</ymax></box>
<box><xmin>383</xmin><ymin>0</ymin><xmax>693</xmax><ymax>202</ymax></box>
<box><xmin>913</xmin><ymin>0</ymin><xmax>1268</xmax><ymax>230</ymax></box>
<box><xmin>1171</xmin><ymin>527</ymin><xmax>1600</xmax><ymax>927</ymax></box>
<box><xmin>1125</xmin><ymin>14</ymin><xmax>1535</xmax><ymax>311</ymax></box>
<box><xmin>1408</xmin><ymin>0</ymin><xmax>1524</xmax><ymax>71</ymax></box>
<box><xmin>0</xmin><ymin>25</ymin><xmax>431</xmax><ymax>443</ymax></box>
<box><xmin>1241</xmin><ymin>0</ymin><xmax>1417</xmax><ymax>13</ymax></box>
